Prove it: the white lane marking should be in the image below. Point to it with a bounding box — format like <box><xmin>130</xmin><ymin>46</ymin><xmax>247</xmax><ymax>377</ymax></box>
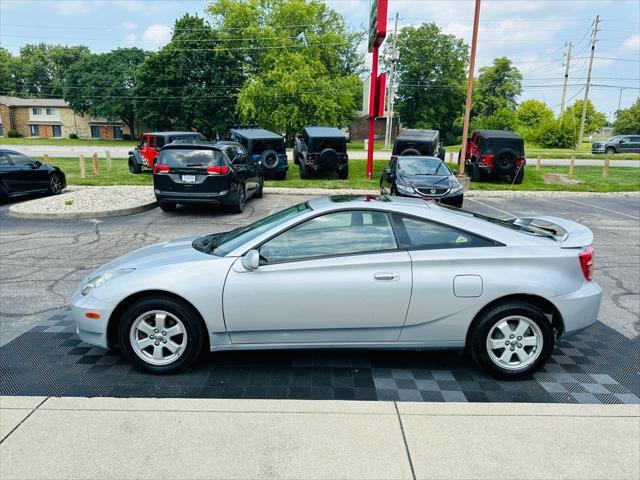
<box><xmin>466</xmin><ymin>197</ymin><xmax>516</xmax><ymax>217</ymax></box>
<box><xmin>561</xmin><ymin>198</ymin><xmax>640</xmax><ymax>221</ymax></box>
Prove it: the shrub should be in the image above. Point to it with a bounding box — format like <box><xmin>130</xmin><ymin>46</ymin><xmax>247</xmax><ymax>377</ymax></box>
<box><xmin>534</xmin><ymin>118</ymin><xmax>577</xmax><ymax>149</ymax></box>
<box><xmin>122</xmin><ymin>133</ymin><xmax>132</xmax><ymax>140</ymax></box>
<box><xmin>7</xmin><ymin>129</ymin><xmax>21</xmax><ymax>138</ymax></box>
<box><xmin>69</xmin><ymin>133</ymin><xmax>79</xmax><ymax>139</ymax></box>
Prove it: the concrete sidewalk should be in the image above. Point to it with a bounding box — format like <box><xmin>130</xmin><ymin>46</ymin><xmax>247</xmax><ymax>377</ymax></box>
<box><xmin>1</xmin><ymin>396</ymin><xmax>638</xmax><ymax>480</ymax></box>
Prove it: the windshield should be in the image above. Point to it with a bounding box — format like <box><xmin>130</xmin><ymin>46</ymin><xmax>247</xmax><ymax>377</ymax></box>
<box><xmin>607</xmin><ymin>136</ymin><xmax>621</xmax><ymax>142</ymax></box>
<box><xmin>208</xmin><ymin>202</ymin><xmax>311</xmax><ymax>256</ymax></box>
<box><xmin>398</xmin><ymin>157</ymin><xmax>450</xmax><ymax>176</ymax></box>
<box><xmin>158</xmin><ymin>149</ymin><xmax>223</xmax><ymax>168</ymax></box>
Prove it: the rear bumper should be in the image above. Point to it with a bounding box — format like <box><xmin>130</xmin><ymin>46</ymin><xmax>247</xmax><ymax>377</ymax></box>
<box><xmin>155</xmin><ymin>189</ymin><xmax>232</xmax><ymax>205</ymax></box>
<box><xmin>552</xmin><ymin>281</ymin><xmax>602</xmax><ymax>337</ymax></box>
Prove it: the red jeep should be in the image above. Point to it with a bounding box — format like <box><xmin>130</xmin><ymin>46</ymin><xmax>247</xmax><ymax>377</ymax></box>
<box><xmin>128</xmin><ymin>131</ymin><xmax>204</xmax><ymax>174</ymax></box>
<box><xmin>462</xmin><ymin>130</ymin><xmax>526</xmax><ymax>184</ymax></box>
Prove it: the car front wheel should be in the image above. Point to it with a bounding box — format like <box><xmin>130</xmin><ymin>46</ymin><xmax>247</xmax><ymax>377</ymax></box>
<box><xmin>49</xmin><ymin>173</ymin><xmax>64</xmax><ymax>195</ymax></box>
<box><xmin>469</xmin><ymin>302</ymin><xmax>555</xmax><ymax>380</ymax></box>
<box><xmin>119</xmin><ymin>297</ymin><xmax>206</xmax><ymax>374</ymax></box>
<box><xmin>605</xmin><ymin>147</ymin><xmax>616</xmax><ymax>155</ymax></box>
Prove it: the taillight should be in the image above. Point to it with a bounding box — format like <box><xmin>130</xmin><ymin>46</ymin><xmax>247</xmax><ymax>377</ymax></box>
<box><xmin>480</xmin><ymin>154</ymin><xmax>493</xmax><ymax>165</ymax></box>
<box><xmin>154</xmin><ymin>164</ymin><xmax>170</xmax><ymax>174</ymax></box>
<box><xmin>579</xmin><ymin>247</ymin><xmax>594</xmax><ymax>281</ymax></box>
<box><xmin>206</xmin><ymin>165</ymin><xmax>230</xmax><ymax>175</ymax></box>
<box><xmin>516</xmin><ymin>155</ymin><xmax>526</xmax><ymax>165</ymax></box>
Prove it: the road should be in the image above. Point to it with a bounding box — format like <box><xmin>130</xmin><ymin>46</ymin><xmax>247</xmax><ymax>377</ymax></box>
<box><xmin>0</xmin><ymin>193</ymin><xmax>638</xmax><ymax>346</ymax></box>
<box><xmin>4</xmin><ymin>144</ymin><xmax>640</xmax><ymax>166</ymax></box>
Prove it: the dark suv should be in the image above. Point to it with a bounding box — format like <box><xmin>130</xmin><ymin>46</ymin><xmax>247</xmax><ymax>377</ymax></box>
<box><xmin>230</xmin><ymin>127</ymin><xmax>288</xmax><ymax>180</ymax></box>
<box><xmin>153</xmin><ymin>141</ymin><xmax>263</xmax><ymax>213</ymax></box>
<box><xmin>462</xmin><ymin>130</ymin><xmax>526</xmax><ymax>183</ymax></box>
<box><xmin>591</xmin><ymin>135</ymin><xmax>640</xmax><ymax>155</ymax></box>
<box><xmin>293</xmin><ymin>126</ymin><xmax>349</xmax><ymax>179</ymax></box>
<box><xmin>129</xmin><ymin>131</ymin><xmax>204</xmax><ymax>174</ymax></box>
<box><xmin>392</xmin><ymin>129</ymin><xmax>446</xmax><ymax>161</ymax></box>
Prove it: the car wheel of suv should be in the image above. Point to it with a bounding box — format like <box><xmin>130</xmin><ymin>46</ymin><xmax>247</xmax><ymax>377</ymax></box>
<box><xmin>470</xmin><ymin>162</ymin><xmax>481</xmax><ymax>182</ymax></box>
<box><xmin>128</xmin><ymin>156</ymin><xmax>142</xmax><ymax>174</ymax></box>
<box><xmin>273</xmin><ymin>171</ymin><xmax>287</xmax><ymax>180</ymax></box>
<box><xmin>493</xmin><ymin>148</ymin><xmax>518</xmax><ymax>174</ymax></box>
<box><xmin>231</xmin><ymin>183</ymin><xmax>246</xmax><ymax>213</ymax></box>
<box><xmin>261</xmin><ymin>149</ymin><xmax>279</xmax><ymax>170</ymax></box>
<box><xmin>513</xmin><ymin>168</ymin><xmax>524</xmax><ymax>184</ymax></box>
<box><xmin>469</xmin><ymin>302</ymin><xmax>554</xmax><ymax>380</ymax></box>
<box><xmin>254</xmin><ymin>176</ymin><xmax>264</xmax><ymax>199</ymax></box>
<box><xmin>401</xmin><ymin>148</ymin><xmax>421</xmax><ymax>156</ymax></box>
<box><xmin>299</xmin><ymin>161</ymin><xmax>308</xmax><ymax>179</ymax></box>
<box><xmin>48</xmin><ymin>173</ymin><xmax>64</xmax><ymax>195</ymax></box>
<box><xmin>119</xmin><ymin>296</ymin><xmax>206</xmax><ymax>374</ymax></box>
<box><xmin>159</xmin><ymin>202</ymin><xmax>176</xmax><ymax>212</ymax></box>
<box><xmin>605</xmin><ymin>147</ymin><xmax>616</xmax><ymax>155</ymax></box>
<box><xmin>336</xmin><ymin>165</ymin><xmax>349</xmax><ymax>179</ymax></box>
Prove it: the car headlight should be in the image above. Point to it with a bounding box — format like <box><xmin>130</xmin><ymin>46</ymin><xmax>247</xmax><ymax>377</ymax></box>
<box><xmin>81</xmin><ymin>268</ymin><xmax>135</xmax><ymax>296</ymax></box>
<box><xmin>450</xmin><ymin>184</ymin><xmax>464</xmax><ymax>194</ymax></box>
<box><xmin>396</xmin><ymin>183</ymin><xmax>414</xmax><ymax>194</ymax></box>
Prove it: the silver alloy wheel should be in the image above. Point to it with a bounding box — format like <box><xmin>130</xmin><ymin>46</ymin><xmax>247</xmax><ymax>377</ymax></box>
<box><xmin>50</xmin><ymin>175</ymin><xmax>63</xmax><ymax>194</ymax></box>
<box><xmin>129</xmin><ymin>310</ymin><xmax>187</xmax><ymax>366</ymax></box>
<box><xmin>486</xmin><ymin>315</ymin><xmax>543</xmax><ymax>371</ymax></box>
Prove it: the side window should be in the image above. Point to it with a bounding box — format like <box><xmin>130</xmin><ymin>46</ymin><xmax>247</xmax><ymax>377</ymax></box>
<box><xmin>0</xmin><ymin>153</ymin><xmax>11</xmax><ymax>166</ymax></box>
<box><xmin>140</xmin><ymin>136</ymin><xmax>148</xmax><ymax>148</ymax></box>
<box><xmin>149</xmin><ymin>136</ymin><xmax>156</xmax><ymax>149</ymax></box>
<box><xmin>233</xmin><ymin>146</ymin><xmax>248</xmax><ymax>164</ymax></box>
<box><xmin>6</xmin><ymin>153</ymin><xmax>33</xmax><ymax>167</ymax></box>
<box><xmin>392</xmin><ymin>214</ymin><xmax>494</xmax><ymax>250</ymax></box>
<box><xmin>260</xmin><ymin>210</ymin><xmax>397</xmax><ymax>263</ymax></box>
<box><xmin>156</xmin><ymin>136</ymin><xmax>165</xmax><ymax>148</ymax></box>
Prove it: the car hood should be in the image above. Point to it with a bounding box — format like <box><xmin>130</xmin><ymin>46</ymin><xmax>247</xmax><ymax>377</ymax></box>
<box><xmin>398</xmin><ymin>174</ymin><xmax>459</xmax><ymax>189</ymax></box>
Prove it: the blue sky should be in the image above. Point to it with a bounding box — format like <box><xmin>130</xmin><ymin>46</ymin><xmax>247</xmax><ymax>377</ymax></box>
<box><xmin>1</xmin><ymin>0</ymin><xmax>638</xmax><ymax>120</ymax></box>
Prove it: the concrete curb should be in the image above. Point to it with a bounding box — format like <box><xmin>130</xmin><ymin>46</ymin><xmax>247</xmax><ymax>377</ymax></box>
<box><xmin>7</xmin><ymin>200</ymin><xmax>158</xmax><ymax>220</ymax></box>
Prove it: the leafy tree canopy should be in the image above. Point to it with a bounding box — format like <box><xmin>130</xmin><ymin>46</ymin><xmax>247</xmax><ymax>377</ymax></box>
<box><xmin>562</xmin><ymin>99</ymin><xmax>607</xmax><ymax>136</ymax></box>
<box><xmin>473</xmin><ymin>57</ymin><xmax>522</xmax><ymax>118</ymax></box>
<box><xmin>0</xmin><ymin>48</ymin><xmax>13</xmax><ymax>95</ymax></box>
<box><xmin>516</xmin><ymin>99</ymin><xmax>554</xmax><ymax>129</ymax></box>
<box><xmin>473</xmin><ymin>107</ymin><xmax>519</xmax><ymax>131</ymax></box>
<box><xmin>612</xmin><ymin>97</ymin><xmax>640</xmax><ymax>135</ymax></box>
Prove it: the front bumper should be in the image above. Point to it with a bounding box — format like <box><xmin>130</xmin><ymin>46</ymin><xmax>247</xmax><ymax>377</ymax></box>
<box><xmin>70</xmin><ymin>289</ymin><xmax>116</xmax><ymax>348</ymax></box>
<box><xmin>397</xmin><ymin>189</ymin><xmax>464</xmax><ymax>207</ymax></box>
<box><xmin>591</xmin><ymin>147</ymin><xmax>605</xmax><ymax>154</ymax></box>
<box><xmin>552</xmin><ymin>281</ymin><xmax>602</xmax><ymax>337</ymax></box>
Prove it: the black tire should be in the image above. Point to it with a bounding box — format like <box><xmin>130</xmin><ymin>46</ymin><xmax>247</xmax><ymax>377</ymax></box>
<box><xmin>401</xmin><ymin>148</ymin><xmax>421</xmax><ymax>156</ymax></box>
<box><xmin>231</xmin><ymin>183</ymin><xmax>246</xmax><ymax>213</ymax></box>
<box><xmin>159</xmin><ymin>202</ymin><xmax>176</xmax><ymax>212</ymax></box>
<box><xmin>253</xmin><ymin>176</ymin><xmax>264</xmax><ymax>199</ymax></box>
<box><xmin>336</xmin><ymin>165</ymin><xmax>349</xmax><ymax>179</ymax></box>
<box><xmin>319</xmin><ymin>148</ymin><xmax>339</xmax><ymax>169</ymax></box>
<box><xmin>605</xmin><ymin>147</ymin><xmax>616</xmax><ymax>155</ymax></box>
<box><xmin>299</xmin><ymin>161</ymin><xmax>308</xmax><ymax>179</ymax></box>
<box><xmin>48</xmin><ymin>173</ymin><xmax>64</xmax><ymax>195</ymax></box>
<box><xmin>513</xmin><ymin>168</ymin><xmax>524</xmax><ymax>184</ymax></box>
<box><xmin>470</xmin><ymin>162</ymin><xmax>481</xmax><ymax>182</ymax></box>
<box><xmin>492</xmin><ymin>148</ymin><xmax>518</xmax><ymax>174</ymax></box>
<box><xmin>468</xmin><ymin>302</ymin><xmax>555</xmax><ymax>380</ymax></box>
<box><xmin>272</xmin><ymin>171</ymin><xmax>287</xmax><ymax>181</ymax></box>
<box><xmin>128</xmin><ymin>156</ymin><xmax>142</xmax><ymax>174</ymax></box>
<box><xmin>118</xmin><ymin>296</ymin><xmax>206</xmax><ymax>374</ymax></box>
<box><xmin>260</xmin><ymin>149</ymin><xmax>279</xmax><ymax>170</ymax></box>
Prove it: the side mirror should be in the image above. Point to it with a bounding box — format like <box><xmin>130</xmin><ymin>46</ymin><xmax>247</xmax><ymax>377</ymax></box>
<box><xmin>619</xmin><ymin>139</ymin><xmax>626</xmax><ymax>144</ymax></box>
<box><xmin>384</xmin><ymin>166</ymin><xmax>392</xmax><ymax>175</ymax></box>
<box><xmin>241</xmin><ymin>250</ymin><xmax>260</xmax><ymax>271</ymax></box>
<box><xmin>451</xmin><ymin>169</ymin><xmax>458</xmax><ymax>175</ymax></box>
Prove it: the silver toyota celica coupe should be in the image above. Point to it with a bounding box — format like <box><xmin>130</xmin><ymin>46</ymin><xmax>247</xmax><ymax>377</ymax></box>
<box><xmin>71</xmin><ymin>195</ymin><xmax>601</xmax><ymax>379</ymax></box>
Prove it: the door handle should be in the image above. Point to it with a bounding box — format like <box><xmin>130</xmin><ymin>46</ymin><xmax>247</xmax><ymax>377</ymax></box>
<box><xmin>374</xmin><ymin>272</ymin><xmax>399</xmax><ymax>281</ymax></box>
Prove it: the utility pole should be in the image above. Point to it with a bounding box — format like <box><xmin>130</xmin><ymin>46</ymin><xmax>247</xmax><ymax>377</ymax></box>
<box><xmin>458</xmin><ymin>0</ymin><xmax>481</xmax><ymax>177</ymax></box>
<box><xmin>384</xmin><ymin>13</ymin><xmax>399</xmax><ymax>150</ymax></box>
<box><xmin>578</xmin><ymin>15</ymin><xmax>599</xmax><ymax>149</ymax></box>
<box><xmin>560</xmin><ymin>41</ymin><xmax>573</xmax><ymax>116</ymax></box>
<box><xmin>617</xmin><ymin>87</ymin><xmax>623</xmax><ymax>111</ymax></box>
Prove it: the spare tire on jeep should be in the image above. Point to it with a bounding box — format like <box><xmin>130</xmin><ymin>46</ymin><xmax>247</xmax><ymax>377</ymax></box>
<box><xmin>493</xmin><ymin>148</ymin><xmax>518</xmax><ymax>174</ymax></box>
<box><xmin>400</xmin><ymin>148</ymin><xmax>421</xmax><ymax>156</ymax></box>
<box><xmin>260</xmin><ymin>149</ymin><xmax>279</xmax><ymax>170</ymax></box>
<box><xmin>319</xmin><ymin>148</ymin><xmax>339</xmax><ymax>169</ymax></box>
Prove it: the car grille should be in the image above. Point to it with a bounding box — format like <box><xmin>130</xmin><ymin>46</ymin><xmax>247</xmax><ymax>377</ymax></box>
<box><xmin>416</xmin><ymin>187</ymin><xmax>450</xmax><ymax>197</ymax></box>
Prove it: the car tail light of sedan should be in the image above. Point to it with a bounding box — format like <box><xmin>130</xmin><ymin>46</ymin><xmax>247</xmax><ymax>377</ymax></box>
<box><xmin>579</xmin><ymin>247</ymin><xmax>594</xmax><ymax>281</ymax></box>
<box><xmin>206</xmin><ymin>165</ymin><xmax>230</xmax><ymax>175</ymax></box>
<box><xmin>153</xmin><ymin>164</ymin><xmax>170</xmax><ymax>174</ymax></box>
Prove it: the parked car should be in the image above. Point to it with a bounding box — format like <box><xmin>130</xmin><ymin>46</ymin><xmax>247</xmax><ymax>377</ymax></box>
<box><xmin>153</xmin><ymin>140</ymin><xmax>263</xmax><ymax>213</ymax></box>
<box><xmin>380</xmin><ymin>155</ymin><xmax>463</xmax><ymax>207</ymax></box>
<box><xmin>230</xmin><ymin>127</ymin><xmax>288</xmax><ymax>180</ymax></box>
<box><xmin>293</xmin><ymin>126</ymin><xmax>349</xmax><ymax>179</ymax></box>
<box><xmin>128</xmin><ymin>131</ymin><xmax>204</xmax><ymax>174</ymax></box>
<box><xmin>0</xmin><ymin>149</ymin><xmax>66</xmax><ymax>201</ymax></box>
<box><xmin>591</xmin><ymin>135</ymin><xmax>640</xmax><ymax>155</ymax></box>
<box><xmin>462</xmin><ymin>130</ymin><xmax>526</xmax><ymax>183</ymax></box>
<box><xmin>71</xmin><ymin>195</ymin><xmax>600</xmax><ymax>379</ymax></box>
<box><xmin>392</xmin><ymin>129</ymin><xmax>446</xmax><ymax>161</ymax></box>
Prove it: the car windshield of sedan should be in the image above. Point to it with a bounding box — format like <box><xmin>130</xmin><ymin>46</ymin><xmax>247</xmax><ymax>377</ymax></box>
<box><xmin>398</xmin><ymin>157</ymin><xmax>450</xmax><ymax>176</ymax></box>
<box><xmin>202</xmin><ymin>202</ymin><xmax>311</xmax><ymax>256</ymax></box>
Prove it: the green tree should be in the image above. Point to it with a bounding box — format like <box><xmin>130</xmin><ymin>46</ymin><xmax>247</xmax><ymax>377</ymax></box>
<box><xmin>612</xmin><ymin>97</ymin><xmax>640</xmax><ymax>135</ymax></box>
<box><xmin>0</xmin><ymin>48</ymin><xmax>14</xmax><ymax>94</ymax></box>
<box><xmin>12</xmin><ymin>43</ymin><xmax>90</xmax><ymax>96</ymax></box>
<box><xmin>516</xmin><ymin>99</ymin><xmax>554</xmax><ymax>129</ymax></box>
<box><xmin>474</xmin><ymin>57</ymin><xmax>522</xmax><ymax>118</ymax></box>
<box><xmin>135</xmin><ymin>15</ymin><xmax>243</xmax><ymax>138</ymax></box>
<box><xmin>534</xmin><ymin>117</ymin><xmax>577</xmax><ymax>148</ymax></box>
<box><xmin>389</xmin><ymin>23</ymin><xmax>469</xmax><ymax>143</ymax></box>
<box><xmin>473</xmin><ymin>107</ymin><xmax>519</xmax><ymax>131</ymax></box>
<box><xmin>63</xmin><ymin>48</ymin><xmax>147</xmax><ymax>137</ymax></box>
<box><xmin>562</xmin><ymin>99</ymin><xmax>606</xmax><ymax>137</ymax></box>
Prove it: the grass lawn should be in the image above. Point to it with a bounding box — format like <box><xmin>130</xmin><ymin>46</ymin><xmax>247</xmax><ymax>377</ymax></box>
<box><xmin>39</xmin><ymin>156</ymin><xmax>640</xmax><ymax>193</ymax></box>
<box><xmin>0</xmin><ymin>137</ymin><xmax>137</xmax><ymax>147</ymax></box>
<box><xmin>443</xmin><ymin>142</ymin><xmax>640</xmax><ymax>161</ymax></box>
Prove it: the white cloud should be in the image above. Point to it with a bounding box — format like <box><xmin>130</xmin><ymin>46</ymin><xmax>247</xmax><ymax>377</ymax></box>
<box><xmin>53</xmin><ymin>0</ymin><xmax>94</xmax><ymax>15</ymax></box>
<box><xmin>622</xmin><ymin>34</ymin><xmax>640</xmax><ymax>51</ymax></box>
<box><xmin>121</xmin><ymin>21</ymin><xmax>137</xmax><ymax>31</ymax></box>
<box><xmin>142</xmin><ymin>24</ymin><xmax>172</xmax><ymax>49</ymax></box>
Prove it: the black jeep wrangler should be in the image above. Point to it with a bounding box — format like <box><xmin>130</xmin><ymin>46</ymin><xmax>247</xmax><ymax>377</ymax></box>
<box><xmin>230</xmin><ymin>126</ymin><xmax>288</xmax><ymax>180</ymax></box>
<box><xmin>293</xmin><ymin>126</ymin><xmax>349</xmax><ymax>179</ymax></box>
<box><xmin>392</xmin><ymin>129</ymin><xmax>446</xmax><ymax>161</ymax></box>
<box><xmin>462</xmin><ymin>130</ymin><xmax>526</xmax><ymax>184</ymax></box>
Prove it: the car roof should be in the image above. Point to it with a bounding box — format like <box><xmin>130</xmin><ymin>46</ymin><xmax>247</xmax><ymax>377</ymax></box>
<box><xmin>396</xmin><ymin>129</ymin><xmax>439</xmax><ymax>141</ymax></box>
<box><xmin>146</xmin><ymin>131</ymin><xmax>202</xmax><ymax>137</ymax></box>
<box><xmin>0</xmin><ymin>149</ymin><xmax>21</xmax><ymax>155</ymax></box>
<box><xmin>476</xmin><ymin>130</ymin><xmax>521</xmax><ymax>139</ymax></box>
<box><xmin>230</xmin><ymin>128</ymin><xmax>283</xmax><ymax>140</ymax></box>
<box><xmin>161</xmin><ymin>141</ymin><xmax>227</xmax><ymax>150</ymax></box>
<box><xmin>303</xmin><ymin>126</ymin><xmax>345</xmax><ymax>138</ymax></box>
<box><xmin>394</xmin><ymin>155</ymin><xmax>444</xmax><ymax>162</ymax></box>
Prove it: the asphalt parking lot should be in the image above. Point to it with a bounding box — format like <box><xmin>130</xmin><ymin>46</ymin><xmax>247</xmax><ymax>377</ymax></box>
<box><xmin>1</xmin><ymin>193</ymin><xmax>638</xmax><ymax>347</ymax></box>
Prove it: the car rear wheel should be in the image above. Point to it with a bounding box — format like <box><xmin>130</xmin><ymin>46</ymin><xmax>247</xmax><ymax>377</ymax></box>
<box><xmin>231</xmin><ymin>183</ymin><xmax>246</xmax><ymax>213</ymax></box>
<box><xmin>273</xmin><ymin>171</ymin><xmax>287</xmax><ymax>181</ymax></box>
<box><xmin>119</xmin><ymin>297</ymin><xmax>206</xmax><ymax>374</ymax></box>
<box><xmin>49</xmin><ymin>173</ymin><xmax>63</xmax><ymax>195</ymax></box>
<box><xmin>336</xmin><ymin>165</ymin><xmax>349</xmax><ymax>179</ymax></box>
<box><xmin>128</xmin><ymin>156</ymin><xmax>142</xmax><ymax>174</ymax></box>
<box><xmin>159</xmin><ymin>202</ymin><xmax>176</xmax><ymax>212</ymax></box>
<box><xmin>299</xmin><ymin>161</ymin><xmax>308</xmax><ymax>179</ymax></box>
<box><xmin>605</xmin><ymin>147</ymin><xmax>616</xmax><ymax>155</ymax></box>
<box><xmin>254</xmin><ymin>176</ymin><xmax>264</xmax><ymax>199</ymax></box>
<box><xmin>469</xmin><ymin>302</ymin><xmax>555</xmax><ymax>380</ymax></box>
<box><xmin>493</xmin><ymin>148</ymin><xmax>518</xmax><ymax>174</ymax></box>
<box><xmin>513</xmin><ymin>168</ymin><xmax>524</xmax><ymax>184</ymax></box>
<box><xmin>470</xmin><ymin>162</ymin><xmax>481</xmax><ymax>182</ymax></box>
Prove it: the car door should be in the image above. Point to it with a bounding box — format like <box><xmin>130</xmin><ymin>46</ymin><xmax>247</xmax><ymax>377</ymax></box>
<box><xmin>232</xmin><ymin>146</ymin><xmax>257</xmax><ymax>193</ymax></box>
<box><xmin>5</xmin><ymin>152</ymin><xmax>48</xmax><ymax>192</ymax></box>
<box><xmin>222</xmin><ymin>209</ymin><xmax>413</xmax><ymax>344</ymax></box>
<box><xmin>0</xmin><ymin>152</ymin><xmax>16</xmax><ymax>194</ymax></box>
<box><xmin>629</xmin><ymin>136</ymin><xmax>640</xmax><ymax>153</ymax></box>
<box><xmin>380</xmin><ymin>157</ymin><xmax>397</xmax><ymax>193</ymax></box>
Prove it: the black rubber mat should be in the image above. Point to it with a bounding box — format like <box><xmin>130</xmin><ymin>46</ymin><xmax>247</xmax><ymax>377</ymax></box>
<box><xmin>1</xmin><ymin>311</ymin><xmax>638</xmax><ymax>403</ymax></box>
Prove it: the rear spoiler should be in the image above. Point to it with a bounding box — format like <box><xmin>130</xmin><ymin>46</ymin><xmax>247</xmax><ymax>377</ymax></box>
<box><xmin>509</xmin><ymin>216</ymin><xmax>593</xmax><ymax>248</ymax></box>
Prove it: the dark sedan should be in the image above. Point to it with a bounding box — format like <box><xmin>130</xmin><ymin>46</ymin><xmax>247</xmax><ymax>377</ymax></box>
<box><xmin>380</xmin><ymin>155</ymin><xmax>464</xmax><ymax>207</ymax></box>
<box><xmin>0</xmin><ymin>149</ymin><xmax>66</xmax><ymax>202</ymax></box>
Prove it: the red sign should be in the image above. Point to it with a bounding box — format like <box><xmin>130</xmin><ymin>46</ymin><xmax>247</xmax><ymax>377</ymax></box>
<box><xmin>368</xmin><ymin>0</ymin><xmax>388</xmax><ymax>52</ymax></box>
<box><xmin>376</xmin><ymin>72</ymin><xmax>386</xmax><ymax>118</ymax></box>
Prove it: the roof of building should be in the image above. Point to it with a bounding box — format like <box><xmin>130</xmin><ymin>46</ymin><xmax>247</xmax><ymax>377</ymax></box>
<box><xmin>396</xmin><ymin>129</ymin><xmax>439</xmax><ymax>141</ymax></box>
<box><xmin>230</xmin><ymin>127</ymin><xmax>283</xmax><ymax>140</ymax></box>
<box><xmin>0</xmin><ymin>96</ymin><xmax>70</xmax><ymax>108</ymax></box>
<box><xmin>303</xmin><ymin>126</ymin><xmax>345</xmax><ymax>138</ymax></box>
<box><xmin>476</xmin><ymin>130</ymin><xmax>522</xmax><ymax>139</ymax></box>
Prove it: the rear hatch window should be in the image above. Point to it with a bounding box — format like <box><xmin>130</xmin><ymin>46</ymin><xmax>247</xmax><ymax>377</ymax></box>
<box><xmin>158</xmin><ymin>149</ymin><xmax>225</xmax><ymax>168</ymax></box>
